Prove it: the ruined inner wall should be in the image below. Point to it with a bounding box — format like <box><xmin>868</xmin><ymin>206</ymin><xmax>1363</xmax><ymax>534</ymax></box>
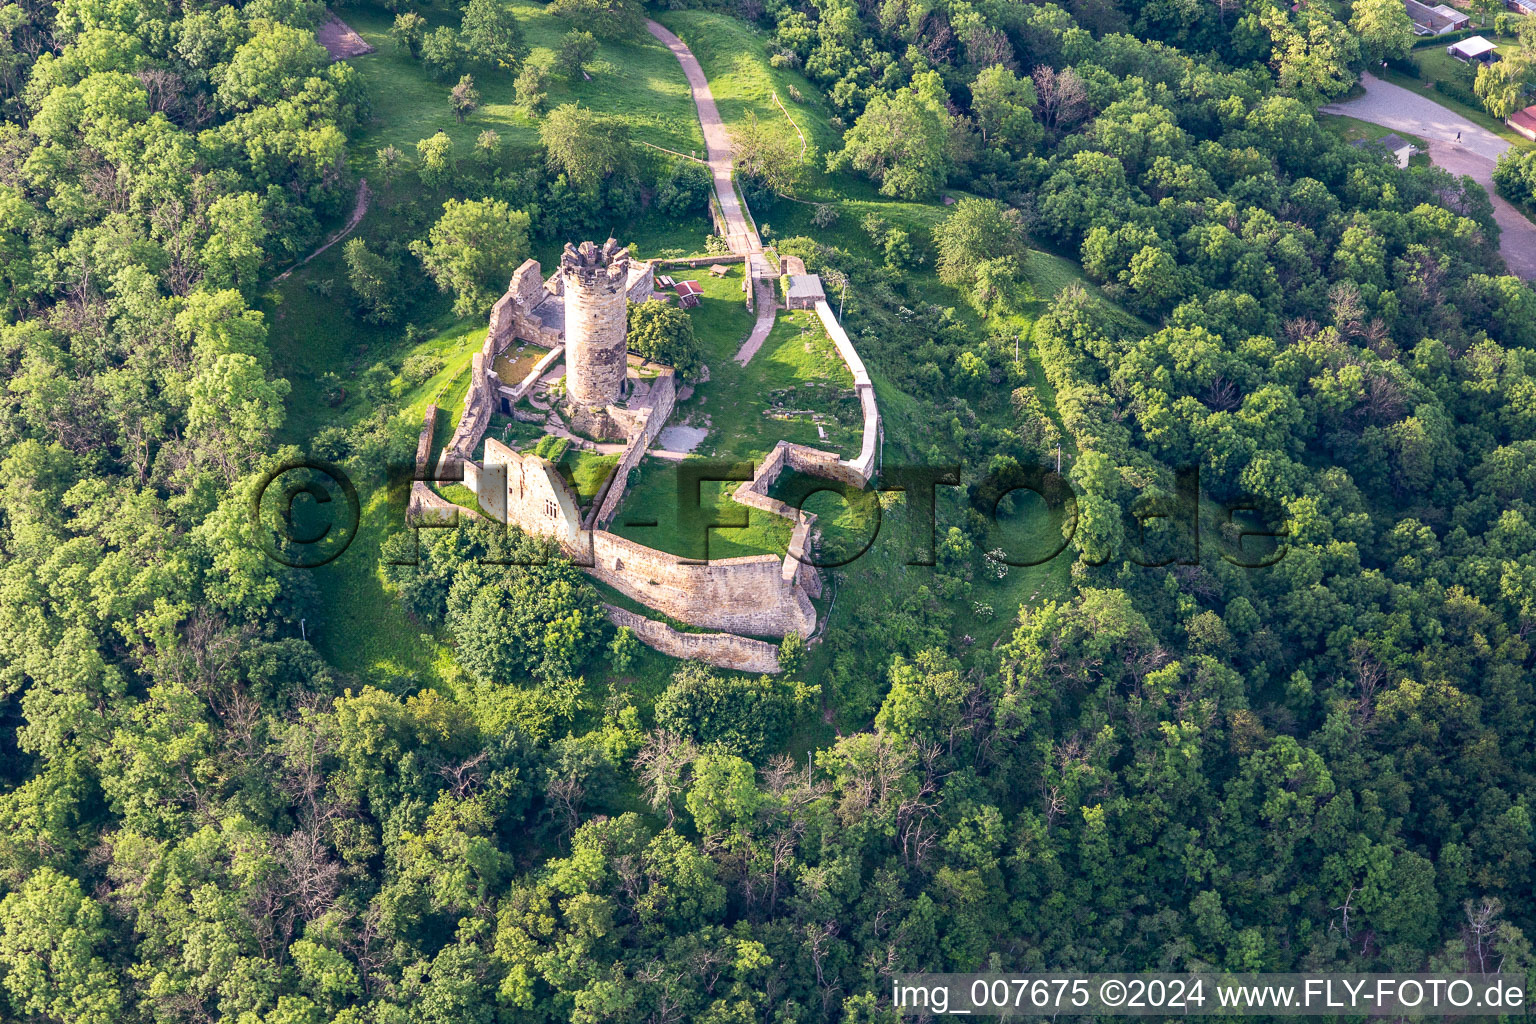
<box><xmin>591</xmin><ymin>372</ymin><xmax>677</xmax><ymax>529</ymax></box>
<box><xmin>463</xmin><ymin>438</ymin><xmax>816</xmax><ymax>637</ymax></box>
<box><xmin>563</xmin><ymin>239</ymin><xmax>630</xmax><ymax>409</ymax></box>
<box><xmin>474</xmin><ymin>438</ymin><xmax>586</xmax><ymax>554</ymax></box>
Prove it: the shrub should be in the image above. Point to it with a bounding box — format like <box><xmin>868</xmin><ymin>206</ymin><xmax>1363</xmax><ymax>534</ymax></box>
<box><xmin>653</xmin><ymin>663</ymin><xmax>816</xmax><ymax>760</ymax></box>
<box><xmin>401</xmin><ymin>353</ymin><xmax>444</xmax><ymax>384</ymax></box>
<box><xmin>1433</xmin><ymin>77</ymin><xmax>1481</xmax><ymax>108</ymax></box>
<box><xmin>656</xmin><ymin>160</ymin><xmax>711</xmax><ymax>217</ymax></box>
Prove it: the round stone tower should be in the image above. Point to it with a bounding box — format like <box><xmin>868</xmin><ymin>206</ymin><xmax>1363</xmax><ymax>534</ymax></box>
<box><xmin>562</xmin><ymin>238</ymin><xmax>629</xmax><ymax>410</ymax></box>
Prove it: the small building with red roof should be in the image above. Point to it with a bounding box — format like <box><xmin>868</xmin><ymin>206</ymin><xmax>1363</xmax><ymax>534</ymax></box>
<box><xmin>1508</xmin><ymin>105</ymin><xmax>1536</xmax><ymax>143</ymax></box>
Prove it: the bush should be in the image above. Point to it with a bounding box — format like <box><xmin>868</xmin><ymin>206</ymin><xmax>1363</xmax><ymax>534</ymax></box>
<box><xmin>401</xmin><ymin>353</ymin><xmax>444</xmax><ymax>384</ymax></box>
<box><xmin>447</xmin><ymin>559</ymin><xmax>608</xmax><ymax>683</ymax></box>
<box><xmin>1494</xmin><ymin>149</ymin><xmax>1536</xmax><ymax>211</ymax></box>
<box><xmin>1413</xmin><ymin>28</ymin><xmax>1478</xmax><ymax>48</ymax></box>
<box><xmin>656</xmin><ymin>160</ymin><xmax>711</xmax><ymax>217</ymax></box>
<box><xmin>1433</xmin><ymin>77</ymin><xmax>1481</xmax><ymax>109</ymax></box>
<box><xmin>653</xmin><ymin>663</ymin><xmax>816</xmax><ymax>760</ymax></box>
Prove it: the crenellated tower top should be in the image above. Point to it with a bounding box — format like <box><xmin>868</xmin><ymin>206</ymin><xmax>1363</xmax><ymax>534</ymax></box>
<box><xmin>560</xmin><ymin>238</ymin><xmax>630</xmax><ymax>290</ymax></box>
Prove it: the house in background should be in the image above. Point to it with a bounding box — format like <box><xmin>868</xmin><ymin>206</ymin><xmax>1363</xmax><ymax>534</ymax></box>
<box><xmin>1448</xmin><ymin>35</ymin><xmax>1501</xmax><ymax>63</ymax></box>
<box><xmin>1405</xmin><ymin>0</ymin><xmax>1471</xmax><ymax>33</ymax></box>
<box><xmin>1508</xmin><ymin>105</ymin><xmax>1536</xmax><ymax>142</ymax></box>
<box><xmin>1507</xmin><ymin>0</ymin><xmax>1536</xmax><ymax>15</ymax></box>
<box><xmin>1352</xmin><ymin>133</ymin><xmax>1417</xmax><ymax>168</ymax></box>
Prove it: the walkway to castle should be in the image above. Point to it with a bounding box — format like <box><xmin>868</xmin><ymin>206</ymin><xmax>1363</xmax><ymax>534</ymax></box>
<box><xmin>647</xmin><ymin>19</ymin><xmax>780</xmax><ymax>363</ymax></box>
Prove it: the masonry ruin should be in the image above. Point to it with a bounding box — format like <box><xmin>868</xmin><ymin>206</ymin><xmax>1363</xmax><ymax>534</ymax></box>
<box><xmin>409</xmin><ymin>238</ymin><xmax>881</xmax><ymax>674</ymax></box>
<box><xmin>562</xmin><ymin>239</ymin><xmax>631</xmax><ymax>417</ymax></box>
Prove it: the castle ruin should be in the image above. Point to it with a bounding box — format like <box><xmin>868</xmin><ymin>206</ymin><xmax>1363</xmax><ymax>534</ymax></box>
<box><xmin>410</xmin><ymin>238</ymin><xmax>882</xmax><ymax>674</ymax></box>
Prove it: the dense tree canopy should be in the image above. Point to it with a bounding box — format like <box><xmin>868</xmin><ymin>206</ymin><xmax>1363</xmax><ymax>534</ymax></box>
<box><xmin>3</xmin><ymin>0</ymin><xmax>1536</xmax><ymax>1022</ymax></box>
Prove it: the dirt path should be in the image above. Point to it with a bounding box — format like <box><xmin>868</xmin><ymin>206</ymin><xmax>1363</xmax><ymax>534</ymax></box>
<box><xmin>648</xmin><ymin>18</ymin><xmax>782</xmax><ymax>355</ymax></box>
<box><xmin>274</xmin><ymin>179</ymin><xmax>371</xmax><ymax>284</ymax></box>
<box><xmin>1322</xmin><ymin>74</ymin><xmax>1536</xmax><ymax>280</ymax></box>
<box><xmin>317</xmin><ymin>11</ymin><xmax>374</xmax><ymax>60</ymax></box>
<box><xmin>734</xmin><ymin>278</ymin><xmax>779</xmax><ymax>364</ymax></box>
<box><xmin>646</xmin><ymin>20</ymin><xmax>761</xmax><ymax>257</ymax></box>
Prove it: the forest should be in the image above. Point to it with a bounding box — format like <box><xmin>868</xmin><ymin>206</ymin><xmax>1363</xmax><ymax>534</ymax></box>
<box><xmin>0</xmin><ymin>0</ymin><xmax>1535</xmax><ymax>1021</ymax></box>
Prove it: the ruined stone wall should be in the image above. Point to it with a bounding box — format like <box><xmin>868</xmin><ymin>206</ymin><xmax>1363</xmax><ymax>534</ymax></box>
<box><xmin>415</xmin><ymin>404</ymin><xmax>436</xmax><ymax>479</ymax></box>
<box><xmin>488</xmin><ymin>259</ymin><xmax>563</xmax><ymax>353</ymax></box>
<box><xmin>626</xmin><ymin>261</ymin><xmax>655</xmax><ymax>304</ymax></box>
<box><xmin>487</xmin><ymin>293</ymin><xmax>517</xmax><ymax>353</ymax></box>
<box><xmin>588</xmin><ymin>531</ymin><xmax>815</xmax><ymax>637</ymax></box>
<box><xmin>654</xmin><ymin>255</ymin><xmax>745</xmax><ymax>269</ymax></box>
<box><xmin>511</xmin><ymin>259</ymin><xmax>546</xmax><ymax>308</ymax></box>
<box><xmin>563</xmin><ymin>240</ymin><xmax>629</xmax><ymax>409</ymax></box>
<box><xmin>437</xmin><ymin>352</ymin><xmax>492</xmax><ymax>476</ymax></box>
<box><xmin>475</xmin><ymin>438</ymin><xmax>586</xmax><ymax>553</ymax></box>
<box><xmin>592</xmin><ymin>373</ymin><xmax>677</xmax><ymax>529</ymax></box>
<box><xmin>604</xmin><ymin>605</ymin><xmax>782</xmax><ymax>674</ymax></box>
<box><xmin>408</xmin><ymin>402</ymin><xmax>462</xmax><ymax>524</ymax></box>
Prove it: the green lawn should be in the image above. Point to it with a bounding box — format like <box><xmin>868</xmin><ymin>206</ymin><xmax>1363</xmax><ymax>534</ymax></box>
<box><xmin>609</xmin><ymin>455</ymin><xmax>794</xmax><ymax>561</ymax></box>
<box><xmin>690</xmin><ymin>308</ymin><xmax>859</xmax><ymax>460</ymax></box>
<box><xmin>344</xmin><ymin>4</ymin><xmax>705</xmax><ymax>165</ymax></box>
<box><xmin>676</xmin><ymin>262</ymin><xmax>757</xmax><ymax>359</ymax></box>
<box><xmin>260</xmin><ymin>224</ymin><xmax>487</xmax><ymax>687</ymax></box>
<box><xmin>559</xmin><ymin>449</ymin><xmax>620</xmax><ymax>504</ymax></box>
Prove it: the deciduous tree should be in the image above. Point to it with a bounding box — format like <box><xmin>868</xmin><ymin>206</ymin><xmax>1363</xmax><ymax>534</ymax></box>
<box><xmin>410</xmin><ymin>197</ymin><xmax>531</xmax><ymax>316</ymax></box>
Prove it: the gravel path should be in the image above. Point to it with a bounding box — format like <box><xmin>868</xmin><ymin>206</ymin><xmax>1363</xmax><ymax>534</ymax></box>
<box><xmin>1323</xmin><ymin>74</ymin><xmax>1536</xmax><ymax>279</ymax></box>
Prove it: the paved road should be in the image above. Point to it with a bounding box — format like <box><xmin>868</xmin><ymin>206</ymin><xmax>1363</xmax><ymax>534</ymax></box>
<box><xmin>648</xmin><ymin>19</ymin><xmax>781</xmax><ymax>360</ymax></box>
<box><xmin>1323</xmin><ymin>73</ymin><xmax>1536</xmax><ymax>279</ymax></box>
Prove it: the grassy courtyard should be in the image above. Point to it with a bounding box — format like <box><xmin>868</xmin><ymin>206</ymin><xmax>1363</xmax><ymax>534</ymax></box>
<box><xmin>691</xmin><ymin>308</ymin><xmax>860</xmax><ymax>462</ymax></box>
<box><xmin>609</xmin><ymin>455</ymin><xmax>795</xmax><ymax>561</ymax></box>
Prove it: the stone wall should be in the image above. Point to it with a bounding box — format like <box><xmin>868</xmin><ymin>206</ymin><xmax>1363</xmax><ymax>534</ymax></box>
<box><xmin>626</xmin><ymin>261</ymin><xmax>656</xmax><ymax>304</ymax></box>
<box><xmin>408</xmin><ymin>402</ymin><xmax>462</xmax><ymax>525</ymax></box>
<box><xmin>511</xmin><ymin>259</ymin><xmax>546</xmax><ymax>309</ymax></box>
<box><xmin>592</xmin><ymin>372</ymin><xmax>677</xmax><ymax>529</ymax></box>
<box><xmin>473</xmin><ymin>437</ymin><xmax>587</xmax><ymax>554</ymax></box>
<box><xmin>437</xmin><ymin>352</ymin><xmax>492</xmax><ymax>477</ymax></box>
<box><xmin>813</xmin><ymin>299</ymin><xmax>880</xmax><ymax>482</ymax></box>
<box><xmin>563</xmin><ymin>240</ymin><xmax>630</xmax><ymax>409</ymax></box>
<box><xmin>654</xmin><ymin>255</ymin><xmax>746</xmax><ymax>269</ymax></box>
<box><xmin>604</xmin><ymin>605</ymin><xmax>782</xmax><ymax>674</ymax></box>
<box><xmin>588</xmin><ymin>530</ymin><xmax>815</xmax><ymax>636</ymax></box>
<box><xmin>415</xmin><ymin>403</ymin><xmax>436</xmax><ymax>479</ymax></box>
